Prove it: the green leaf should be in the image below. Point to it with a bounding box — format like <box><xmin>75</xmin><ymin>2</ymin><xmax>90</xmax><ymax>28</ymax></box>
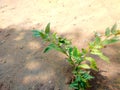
<box><xmin>73</xmin><ymin>47</ymin><xmax>78</xmax><ymax>57</ymax></box>
<box><xmin>94</xmin><ymin>45</ymin><xmax>103</xmax><ymax>49</ymax></box>
<box><xmin>100</xmin><ymin>54</ymin><xmax>109</xmax><ymax>63</ymax></box>
<box><xmin>78</xmin><ymin>64</ymin><xmax>91</xmax><ymax>69</ymax></box>
<box><xmin>32</xmin><ymin>30</ymin><xmax>47</xmax><ymax>39</ymax></box>
<box><xmin>111</xmin><ymin>23</ymin><xmax>117</xmax><ymax>34</ymax></box>
<box><xmin>95</xmin><ymin>36</ymin><xmax>101</xmax><ymax>44</ymax></box>
<box><xmin>68</xmin><ymin>47</ymin><xmax>73</xmax><ymax>56</ymax></box>
<box><xmin>44</xmin><ymin>43</ymin><xmax>62</xmax><ymax>53</ymax></box>
<box><xmin>58</xmin><ymin>37</ymin><xmax>71</xmax><ymax>45</ymax></box>
<box><xmin>73</xmin><ymin>47</ymin><xmax>80</xmax><ymax>57</ymax></box>
<box><xmin>76</xmin><ymin>76</ymin><xmax>81</xmax><ymax>81</ymax></box>
<box><xmin>91</xmin><ymin>48</ymin><xmax>101</xmax><ymax>55</ymax></box>
<box><xmin>52</xmin><ymin>33</ymin><xmax>57</xmax><ymax>38</ymax></box>
<box><xmin>105</xmin><ymin>27</ymin><xmax>111</xmax><ymax>37</ymax></box>
<box><xmin>81</xmin><ymin>48</ymin><xmax>87</xmax><ymax>55</ymax></box>
<box><xmin>102</xmin><ymin>38</ymin><xmax>120</xmax><ymax>45</ymax></box>
<box><xmin>89</xmin><ymin>42</ymin><xmax>95</xmax><ymax>49</ymax></box>
<box><xmin>32</xmin><ymin>30</ymin><xmax>41</xmax><ymax>37</ymax></box>
<box><xmin>45</xmin><ymin>23</ymin><xmax>50</xmax><ymax>34</ymax></box>
<box><xmin>40</xmin><ymin>32</ymin><xmax>47</xmax><ymax>39</ymax></box>
<box><xmin>85</xmin><ymin>57</ymin><xmax>98</xmax><ymax>71</ymax></box>
<box><xmin>44</xmin><ymin>47</ymin><xmax>52</xmax><ymax>53</ymax></box>
<box><xmin>91</xmin><ymin>49</ymin><xmax>109</xmax><ymax>62</ymax></box>
<box><xmin>44</xmin><ymin>43</ymin><xmax>55</xmax><ymax>53</ymax></box>
<box><xmin>81</xmin><ymin>72</ymin><xmax>94</xmax><ymax>80</ymax></box>
<box><xmin>75</xmin><ymin>57</ymin><xmax>83</xmax><ymax>64</ymax></box>
<box><xmin>59</xmin><ymin>38</ymin><xmax>65</xmax><ymax>44</ymax></box>
<box><xmin>70</xmin><ymin>82</ymin><xmax>79</xmax><ymax>89</ymax></box>
<box><xmin>64</xmin><ymin>39</ymin><xmax>71</xmax><ymax>45</ymax></box>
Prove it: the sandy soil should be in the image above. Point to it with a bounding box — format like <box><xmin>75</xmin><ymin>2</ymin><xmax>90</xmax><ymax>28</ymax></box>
<box><xmin>0</xmin><ymin>0</ymin><xmax>120</xmax><ymax>90</ymax></box>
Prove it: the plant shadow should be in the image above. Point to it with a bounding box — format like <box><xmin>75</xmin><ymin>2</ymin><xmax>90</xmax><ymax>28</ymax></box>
<box><xmin>0</xmin><ymin>23</ymin><xmax>119</xmax><ymax>90</ymax></box>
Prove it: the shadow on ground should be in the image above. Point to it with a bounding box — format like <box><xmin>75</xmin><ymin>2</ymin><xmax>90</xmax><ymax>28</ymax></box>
<box><xmin>0</xmin><ymin>24</ymin><xmax>120</xmax><ymax>90</ymax></box>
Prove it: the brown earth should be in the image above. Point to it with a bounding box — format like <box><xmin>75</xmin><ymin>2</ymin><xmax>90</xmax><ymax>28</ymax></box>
<box><xmin>0</xmin><ymin>0</ymin><xmax>120</xmax><ymax>90</ymax></box>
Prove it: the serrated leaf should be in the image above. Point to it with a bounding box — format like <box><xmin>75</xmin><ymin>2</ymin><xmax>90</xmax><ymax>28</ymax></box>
<box><xmin>111</xmin><ymin>23</ymin><xmax>117</xmax><ymax>34</ymax></box>
<box><xmin>45</xmin><ymin>23</ymin><xmax>50</xmax><ymax>34</ymax></box>
<box><xmin>105</xmin><ymin>27</ymin><xmax>111</xmax><ymax>37</ymax></box>
<box><xmin>78</xmin><ymin>64</ymin><xmax>90</xmax><ymax>69</ymax></box>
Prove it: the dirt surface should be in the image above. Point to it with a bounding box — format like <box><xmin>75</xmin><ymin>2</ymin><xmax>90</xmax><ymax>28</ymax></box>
<box><xmin>0</xmin><ymin>0</ymin><xmax>120</xmax><ymax>90</ymax></box>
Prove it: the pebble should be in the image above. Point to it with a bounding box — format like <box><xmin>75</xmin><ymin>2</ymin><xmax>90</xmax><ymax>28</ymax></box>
<box><xmin>0</xmin><ymin>40</ymin><xmax>5</xmax><ymax>45</ymax></box>
<box><xmin>49</xmin><ymin>80</ymin><xmax>52</xmax><ymax>84</ymax></box>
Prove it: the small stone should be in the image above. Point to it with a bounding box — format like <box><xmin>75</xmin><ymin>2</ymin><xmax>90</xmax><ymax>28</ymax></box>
<box><xmin>49</xmin><ymin>80</ymin><xmax>52</xmax><ymax>84</ymax></box>
<box><xmin>32</xmin><ymin>86</ymin><xmax>35</xmax><ymax>89</ymax></box>
<box><xmin>0</xmin><ymin>40</ymin><xmax>5</xmax><ymax>44</ymax></box>
<box><xmin>20</xmin><ymin>46</ymin><xmax>24</xmax><ymax>49</ymax></box>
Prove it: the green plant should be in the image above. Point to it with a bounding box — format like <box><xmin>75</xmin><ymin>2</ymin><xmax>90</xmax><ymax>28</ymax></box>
<box><xmin>32</xmin><ymin>23</ymin><xmax>120</xmax><ymax>90</ymax></box>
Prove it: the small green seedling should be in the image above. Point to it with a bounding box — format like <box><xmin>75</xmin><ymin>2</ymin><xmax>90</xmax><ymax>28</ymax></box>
<box><xmin>32</xmin><ymin>23</ymin><xmax>120</xmax><ymax>90</ymax></box>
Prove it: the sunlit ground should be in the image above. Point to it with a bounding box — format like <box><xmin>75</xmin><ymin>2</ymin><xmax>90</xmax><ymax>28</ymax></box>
<box><xmin>0</xmin><ymin>0</ymin><xmax>120</xmax><ymax>90</ymax></box>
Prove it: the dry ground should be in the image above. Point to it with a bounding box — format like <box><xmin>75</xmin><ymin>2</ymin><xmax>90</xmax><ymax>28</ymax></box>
<box><xmin>0</xmin><ymin>0</ymin><xmax>120</xmax><ymax>90</ymax></box>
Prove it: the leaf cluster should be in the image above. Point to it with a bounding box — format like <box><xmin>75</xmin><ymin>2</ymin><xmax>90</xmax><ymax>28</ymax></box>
<box><xmin>32</xmin><ymin>23</ymin><xmax>120</xmax><ymax>90</ymax></box>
